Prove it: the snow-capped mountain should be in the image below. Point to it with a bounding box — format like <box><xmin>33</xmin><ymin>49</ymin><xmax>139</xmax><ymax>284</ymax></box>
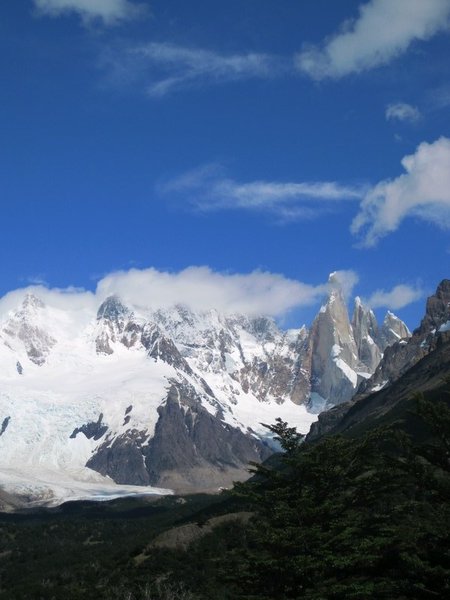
<box><xmin>298</xmin><ymin>274</ymin><xmax>410</xmax><ymax>412</ymax></box>
<box><xmin>0</xmin><ymin>276</ymin><xmax>408</xmax><ymax>504</ymax></box>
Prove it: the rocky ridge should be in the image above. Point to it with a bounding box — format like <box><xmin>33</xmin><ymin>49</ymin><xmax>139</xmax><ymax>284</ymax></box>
<box><xmin>358</xmin><ymin>279</ymin><xmax>450</xmax><ymax>396</ymax></box>
<box><xmin>308</xmin><ymin>279</ymin><xmax>450</xmax><ymax>441</ymax></box>
<box><xmin>0</xmin><ymin>275</ymin><xmax>409</xmax><ymax>500</ymax></box>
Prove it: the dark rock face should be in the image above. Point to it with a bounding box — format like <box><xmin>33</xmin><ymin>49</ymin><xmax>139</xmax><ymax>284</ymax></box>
<box><xmin>87</xmin><ymin>429</ymin><xmax>151</xmax><ymax>485</ymax></box>
<box><xmin>97</xmin><ymin>295</ymin><xmax>130</xmax><ymax>322</ymax></box>
<box><xmin>141</xmin><ymin>324</ymin><xmax>193</xmax><ymax>373</ymax></box>
<box><xmin>236</xmin><ymin>327</ymin><xmax>310</xmax><ymax>406</ymax></box>
<box><xmin>87</xmin><ymin>383</ymin><xmax>272</xmax><ymax>491</ymax></box>
<box><xmin>70</xmin><ymin>414</ymin><xmax>108</xmax><ymax>441</ymax></box>
<box><xmin>0</xmin><ymin>488</ymin><xmax>26</xmax><ymax>512</ymax></box>
<box><xmin>352</xmin><ymin>299</ymin><xmax>381</xmax><ymax>372</ymax></box>
<box><xmin>358</xmin><ymin>280</ymin><xmax>450</xmax><ymax>396</ymax></box>
<box><xmin>306</xmin><ymin>403</ymin><xmax>351</xmax><ymax>441</ymax></box>
<box><xmin>145</xmin><ymin>385</ymin><xmax>271</xmax><ymax>488</ymax></box>
<box><xmin>308</xmin><ymin>332</ymin><xmax>450</xmax><ymax>442</ymax></box>
<box><xmin>0</xmin><ymin>417</ymin><xmax>10</xmax><ymax>437</ymax></box>
<box><xmin>418</xmin><ymin>279</ymin><xmax>450</xmax><ymax>336</ymax></box>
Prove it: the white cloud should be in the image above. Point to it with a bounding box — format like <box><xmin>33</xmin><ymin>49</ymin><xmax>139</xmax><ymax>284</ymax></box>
<box><xmin>366</xmin><ymin>284</ymin><xmax>423</xmax><ymax>309</ymax></box>
<box><xmin>96</xmin><ymin>267</ymin><xmax>330</xmax><ymax>317</ymax></box>
<box><xmin>352</xmin><ymin>137</ymin><xmax>450</xmax><ymax>246</ymax></box>
<box><xmin>102</xmin><ymin>42</ymin><xmax>283</xmax><ymax>96</ymax></box>
<box><xmin>33</xmin><ymin>0</ymin><xmax>146</xmax><ymax>26</ymax></box>
<box><xmin>296</xmin><ymin>0</ymin><xmax>450</xmax><ymax>80</ymax></box>
<box><xmin>0</xmin><ymin>267</ymin><xmax>343</xmax><ymax>321</ymax></box>
<box><xmin>160</xmin><ymin>164</ymin><xmax>365</xmax><ymax>220</ymax></box>
<box><xmin>385</xmin><ymin>102</ymin><xmax>421</xmax><ymax>122</ymax></box>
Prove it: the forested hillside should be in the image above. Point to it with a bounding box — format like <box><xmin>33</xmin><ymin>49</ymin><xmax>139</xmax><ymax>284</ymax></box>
<box><xmin>1</xmin><ymin>380</ymin><xmax>449</xmax><ymax>599</ymax></box>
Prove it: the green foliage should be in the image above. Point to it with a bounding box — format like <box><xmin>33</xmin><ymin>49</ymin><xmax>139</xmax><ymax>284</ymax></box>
<box><xmin>227</xmin><ymin>397</ymin><xmax>450</xmax><ymax>599</ymax></box>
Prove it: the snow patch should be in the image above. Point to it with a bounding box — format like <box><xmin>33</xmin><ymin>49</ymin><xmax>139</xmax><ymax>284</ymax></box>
<box><xmin>371</xmin><ymin>381</ymin><xmax>388</xmax><ymax>392</ymax></box>
<box><xmin>439</xmin><ymin>321</ymin><xmax>450</xmax><ymax>332</ymax></box>
<box><xmin>334</xmin><ymin>358</ymin><xmax>358</xmax><ymax>387</ymax></box>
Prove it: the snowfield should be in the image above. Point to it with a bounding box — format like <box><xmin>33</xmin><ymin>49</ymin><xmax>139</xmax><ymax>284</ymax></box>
<box><xmin>0</xmin><ymin>293</ymin><xmax>318</xmax><ymax>505</ymax></box>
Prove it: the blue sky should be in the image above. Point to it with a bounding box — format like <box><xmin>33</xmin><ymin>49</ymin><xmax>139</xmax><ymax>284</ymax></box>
<box><xmin>1</xmin><ymin>0</ymin><xmax>450</xmax><ymax>328</ymax></box>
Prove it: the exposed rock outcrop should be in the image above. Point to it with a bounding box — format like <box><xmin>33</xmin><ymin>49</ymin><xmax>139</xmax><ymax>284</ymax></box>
<box><xmin>2</xmin><ymin>294</ymin><xmax>56</xmax><ymax>365</ymax></box>
<box><xmin>70</xmin><ymin>414</ymin><xmax>108</xmax><ymax>441</ymax></box>
<box><xmin>307</xmin><ymin>280</ymin><xmax>450</xmax><ymax>442</ymax></box>
<box><xmin>352</xmin><ymin>297</ymin><xmax>381</xmax><ymax>372</ymax></box>
<box><xmin>359</xmin><ymin>280</ymin><xmax>450</xmax><ymax>396</ymax></box>
<box><xmin>88</xmin><ymin>382</ymin><xmax>271</xmax><ymax>491</ymax></box>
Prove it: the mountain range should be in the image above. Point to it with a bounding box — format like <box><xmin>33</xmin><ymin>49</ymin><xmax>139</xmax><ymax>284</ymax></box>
<box><xmin>0</xmin><ymin>273</ymin><xmax>411</xmax><ymax>504</ymax></box>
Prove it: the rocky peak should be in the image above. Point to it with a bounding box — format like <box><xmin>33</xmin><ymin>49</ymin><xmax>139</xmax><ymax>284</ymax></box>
<box><xmin>95</xmin><ymin>296</ymin><xmax>138</xmax><ymax>355</ymax></box>
<box><xmin>21</xmin><ymin>293</ymin><xmax>45</xmax><ymax>312</ymax></box>
<box><xmin>308</xmin><ymin>276</ymin><xmax>360</xmax><ymax>407</ymax></box>
<box><xmin>141</xmin><ymin>322</ymin><xmax>194</xmax><ymax>373</ymax></box>
<box><xmin>2</xmin><ymin>294</ymin><xmax>55</xmax><ymax>366</ymax></box>
<box><xmin>358</xmin><ymin>280</ymin><xmax>449</xmax><ymax>396</ymax></box>
<box><xmin>316</xmin><ymin>276</ymin><xmax>356</xmax><ymax>362</ymax></box>
<box><xmin>246</xmin><ymin>316</ymin><xmax>280</xmax><ymax>343</ymax></box>
<box><xmin>351</xmin><ymin>297</ymin><xmax>381</xmax><ymax>372</ymax></box>
<box><xmin>378</xmin><ymin>311</ymin><xmax>411</xmax><ymax>350</ymax></box>
<box><xmin>97</xmin><ymin>295</ymin><xmax>130</xmax><ymax>322</ymax></box>
<box><xmin>352</xmin><ymin>297</ymin><xmax>379</xmax><ymax>340</ymax></box>
<box><xmin>417</xmin><ymin>279</ymin><xmax>450</xmax><ymax>336</ymax></box>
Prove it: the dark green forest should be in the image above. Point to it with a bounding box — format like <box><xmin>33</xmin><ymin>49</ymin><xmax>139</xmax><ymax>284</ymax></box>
<box><xmin>1</xmin><ymin>389</ymin><xmax>449</xmax><ymax>599</ymax></box>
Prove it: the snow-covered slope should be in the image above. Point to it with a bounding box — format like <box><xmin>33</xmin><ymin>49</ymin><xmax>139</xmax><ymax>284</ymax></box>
<box><xmin>0</xmin><ymin>279</ymin><xmax>408</xmax><ymax>505</ymax></box>
<box><xmin>0</xmin><ymin>294</ymin><xmax>314</xmax><ymax>503</ymax></box>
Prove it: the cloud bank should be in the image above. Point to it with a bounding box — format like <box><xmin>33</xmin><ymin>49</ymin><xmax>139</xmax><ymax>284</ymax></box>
<box><xmin>0</xmin><ymin>267</ymin><xmax>335</xmax><ymax>321</ymax></box>
<box><xmin>96</xmin><ymin>267</ymin><xmax>330</xmax><ymax>316</ymax></box>
<box><xmin>33</xmin><ymin>0</ymin><xmax>146</xmax><ymax>26</ymax></box>
<box><xmin>0</xmin><ymin>267</ymin><xmax>422</xmax><ymax>328</ymax></box>
<box><xmin>352</xmin><ymin>137</ymin><xmax>450</xmax><ymax>246</ymax></box>
<box><xmin>161</xmin><ymin>164</ymin><xmax>365</xmax><ymax>221</ymax></box>
<box><xmin>366</xmin><ymin>284</ymin><xmax>424</xmax><ymax>309</ymax></box>
<box><xmin>296</xmin><ymin>0</ymin><xmax>450</xmax><ymax>80</ymax></box>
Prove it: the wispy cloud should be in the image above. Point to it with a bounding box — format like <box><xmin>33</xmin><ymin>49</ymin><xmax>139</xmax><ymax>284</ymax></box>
<box><xmin>101</xmin><ymin>42</ymin><xmax>284</xmax><ymax>96</ymax></box>
<box><xmin>160</xmin><ymin>164</ymin><xmax>365</xmax><ymax>221</ymax></box>
<box><xmin>427</xmin><ymin>84</ymin><xmax>450</xmax><ymax>110</ymax></box>
<box><xmin>352</xmin><ymin>137</ymin><xmax>450</xmax><ymax>246</ymax></box>
<box><xmin>296</xmin><ymin>0</ymin><xmax>450</xmax><ymax>80</ymax></box>
<box><xmin>33</xmin><ymin>0</ymin><xmax>147</xmax><ymax>26</ymax></box>
<box><xmin>385</xmin><ymin>102</ymin><xmax>421</xmax><ymax>123</ymax></box>
<box><xmin>366</xmin><ymin>284</ymin><xmax>424</xmax><ymax>309</ymax></box>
